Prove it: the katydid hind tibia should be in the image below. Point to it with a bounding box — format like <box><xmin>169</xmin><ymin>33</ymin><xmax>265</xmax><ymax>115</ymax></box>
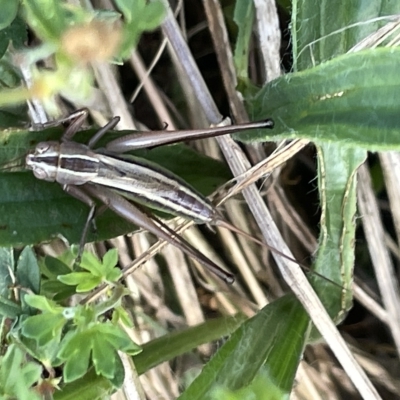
<box><xmin>25</xmin><ymin>109</ymin><xmax>274</xmax><ymax>284</ymax></box>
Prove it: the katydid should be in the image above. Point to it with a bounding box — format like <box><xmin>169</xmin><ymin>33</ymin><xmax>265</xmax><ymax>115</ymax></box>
<box><xmin>26</xmin><ymin>109</ymin><xmax>274</xmax><ymax>284</ymax></box>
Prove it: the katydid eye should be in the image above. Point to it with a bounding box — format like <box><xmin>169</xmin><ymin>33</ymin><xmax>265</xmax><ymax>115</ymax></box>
<box><xmin>32</xmin><ymin>167</ymin><xmax>48</xmax><ymax>180</ymax></box>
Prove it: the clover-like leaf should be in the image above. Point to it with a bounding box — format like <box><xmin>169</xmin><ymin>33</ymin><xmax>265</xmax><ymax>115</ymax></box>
<box><xmin>58</xmin><ymin>330</ymin><xmax>92</xmax><ymax>383</ymax></box>
<box><xmin>24</xmin><ymin>294</ymin><xmax>64</xmax><ymax>313</ymax></box>
<box><xmin>58</xmin><ymin>271</ymin><xmax>101</xmax><ymax>292</ymax></box>
<box><xmin>96</xmin><ymin>322</ymin><xmax>141</xmax><ymax>355</ymax></box>
<box><xmin>102</xmin><ymin>249</ymin><xmax>118</xmax><ymax>273</ymax></box>
<box><xmin>21</xmin><ymin>313</ymin><xmax>66</xmax><ymax>346</ymax></box>
<box><xmin>58</xmin><ymin>322</ymin><xmax>141</xmax><ymax>382</ymax></box>
<box><xmin>59</xmin><ymin>249</ymin><xmax>122</xmax><ymax>292</ymax></box>
<box><xmin>80</xmin><ymin>251</ymin><xmax>105</xmax><ymax>276</ymax></box>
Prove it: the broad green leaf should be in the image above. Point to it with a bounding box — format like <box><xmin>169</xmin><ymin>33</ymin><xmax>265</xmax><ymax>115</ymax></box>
<box><xmin>41</xmin><ymin>279</ymin><xmax>76</xmax><ymax>300</ymax></box>
<box><xmin>139</xmin><ymin>1</ymin><xmax>165</xmax><ymax>30</ymax></box>
<box><xmin>232</xmin><ymin>1</ymin><xmax>400</xmax><ymax>397</ymax></box>
<box><xmin>243</xmin><ymin>47</ymin><xmax>400</xmax><ymax>150</ymax></box>
<box><xmin>0</xmin><ymin>126</ymin><xmax>231</xmax><ymax>247</ymax></box>
<box><xmin>18</xmin><ymin>332</ymin><xmax>61</xmax><ymax>368</ymax></box>
<box><xmin>290</xmin><ymin>0</ymin><xmax>399</xmax><ymax>323</ymax></box>
<box><xmin>179</xmin><ymin>296</ymin><xmax>309</xmax><ymax>399</ymax></box>
<box><xmin>292</xmin><ymin>0</ymin><xmax>397</xmax><ymax>70</ymax></box>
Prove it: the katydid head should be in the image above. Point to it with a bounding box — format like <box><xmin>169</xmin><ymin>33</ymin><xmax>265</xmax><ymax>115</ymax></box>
<box><xmin>26</xmin><ymin>141</ymin><xmax>60</xmax><ymax>182</ymax></box>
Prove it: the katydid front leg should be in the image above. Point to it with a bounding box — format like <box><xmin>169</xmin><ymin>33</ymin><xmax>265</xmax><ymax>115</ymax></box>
<box><xmin>62</xmin><ymin>184</ymin><xmax>97</xmax><ymax>258</ymax></box>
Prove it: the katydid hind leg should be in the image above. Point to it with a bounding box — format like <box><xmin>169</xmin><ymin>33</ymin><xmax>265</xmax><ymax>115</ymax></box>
<box><xmin>105</xmin><ymin>119</ymin><xmax>274</xmax><ymax>153</ymax></box>
<box><xmin>83</xmin><ymin>184</ymin><xmax>235</xmax><ymax>284</ymax></box>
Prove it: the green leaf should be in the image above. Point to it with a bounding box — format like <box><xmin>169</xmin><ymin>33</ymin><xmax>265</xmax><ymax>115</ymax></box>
<box><xmin>116</xmin><ymin>0</ymin><xmax>165</xmax><ymax>58</ymax></box>
<box><xmin>285</xmin><ymin>0</ymin><xmax>400</xmax><ymax>325</ymax></box>
<box><xmin>16</xmin><ymin>247</ymin><xmax>40</xmax><ymax>294</ymax></box>
<box><xmin>41</xmin><ymin>255</ymin><xmax>72</xmax><ymax>278</ymax></box>
<box><xmin>97</xmin><ymin>322</ymin><xmax>141</xmax><ymax>355</ymax></box>
<box><xmin>102</xmin><ymin>248</ymin><xmax>118</xmax><ymax>272</ymax></box>
<box><xmin>233</xmin><ymin>0</ymin><xmax>254</xmax><ymax>82</ymax></box>
<box><xmin>74</xmin><ymin>277</ymin><xmax>101</xmax><ymax>293</ymax></box>
<box><xmin>112</xmin><ymin>306</ymin><xmax>133</xmax><ymax>328</ymax></box>
<box><xmin>0</xmin><ymin>248</ymin><xmax>40</xmax><ymax>315</ymax></box>
<box><xmin>140</xmin><ymin>1</ymin><xmax>165</xmax><ymax>30</ymax></box>
<box><xmin>244</xmin><ymin>47</ymin><xmax>400</xmax><ymax>150</ymax></box>
<box><xmin>0</xmin><ymin>344</ymin><xmax>42</xmax><ymax>400</ymax></box>
<box><xmin>210</xmin><ymin>368</ymin><xmax>286</xmax><ymax>400</ymax></box>
<box><xmin>0</xmin><ymin>0</ymin><xmax>19</xmax><ymax>30</ymax></box>
<box><xmin>52</xmin><ymin>368</ymin><xmax>113</xmax><ymax>400</ymax></box>
<box><xmin>135</xmin><ymin>314</ymin><xmax>246</xmax><ymax>374</ymax></box>
<box><xmin>58</xmin><ymin>323</ymin><xmax>140</xmax><ymax>382</ymax></box>
<box><xmin>58</xmin><ymin>271</ymin><xmax>91</xmax><ymax>286</ymax></box>
<box><xmin>60</xmin><ymin>331</ymin><xmax>92</xmax><ymax>382</ymax></box>
<box><xmin>114</xmin><ymin>0</ymin><xmax>137</xmax><ymax>22</ymax></box>
<box><xmin>179</xmin><ymin>296</ymin><xmax>308</xmax><ymax>399</ymax></box>
<box><xmin>0</xmin><ymin>126</ymin><xmax>231</xmax><ymax>247</ymax></box>
<box><xmin>41</xmin><ymin>279</ymin><xmax>76</xmax><ymax>297</ymax></box>
<box><xmin>0</xmin><ymin>15</ymin><xmax>27</xmax><ymax>59</ymax></box>
<box><xmin>292</xmin><ymin>0</ymin><xmax>397</xmax><ymax>70</ymax></box>
<box><xmin>21</xmin><ymin>312</ymin><xmax>66</xmax><ymax>346</ymax></box>
<box><xmin>21</xmin><ymin>0</ymin><xmax>68</xmax><ymax>42</ymax></box>
<box><xmin>91</xmin><ymin>335</ymin><xmax>116</xmax><ymax>379</ymax></box>
<box><xmin>58</xmin><ymin>271</ymin><xmax>100</xmax><ymax>292</ymax></box>
<box><xmin>59</xmin><ymin>249</ymin><xmax>121</xmax><ymax>291</ymax></box>
<box><xmin>79</xmin><ymin>251</ymin><xmax>104</xmax><ymax>276</ymax></box>
<box><xmin>0</xmin><ymin>247</ymin><xmax>13</xmax><ymax>298</ymax></box>
<box><xmin>0</xmin><ymin>296</ymin><xmax>22</xmax><ymax>318</ymax></box>
<box><xmin>24</xmin><ymin>293</ymin><xmax>62</xmax><ymax>313</ymax></box>
<box><xmin>311</xmin><ymin>146</ymin><xmax>366</xmax><ymax>320</ymax></box>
